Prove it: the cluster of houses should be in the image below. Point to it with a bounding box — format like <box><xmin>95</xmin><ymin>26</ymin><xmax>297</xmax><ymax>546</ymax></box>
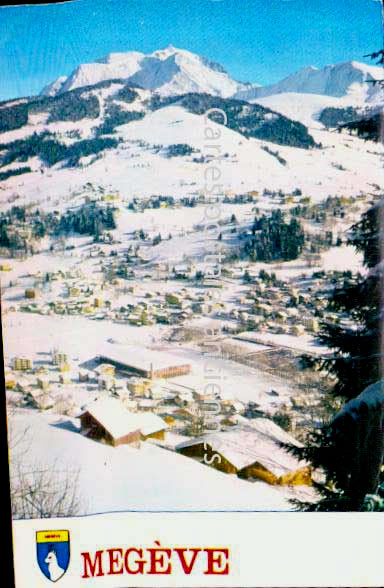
<box><xmin>18</xmin><ymin>268</ymin><xmax>113</xmax><ymax>318</ymax></box>
<box><xmin>5</xmin><ymin>343</ymin><xmax>312</xmax><ymax>488</ymax></box>
<box><xmin>217</xmin><ymin>269</ymin><xmax>355</xmax><ymax>338</ymax></box>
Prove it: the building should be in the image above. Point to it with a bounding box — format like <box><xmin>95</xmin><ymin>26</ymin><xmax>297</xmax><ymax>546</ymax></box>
<box><xmin>80</xmin><ymin>398</ymin><xmax>141</xmax><ymax>447</ymax></box>
<box><xmin>4</xmin><ymin>371</ymin><xmax>16</xmax><ymax>389</ymax></box>
<box><xmin>176</xmin><ymin>419</ymin><xmax>311</xmax><ymax>486</ymax></box>
<box><xmin>25</xmin><ymin>288</ymin><xmax>38</xmax><ymax>299</ymax></box>
<box><xmin>127</xmin><ymin>377</ymin><xmax>152</xmax><ymax>397</ymax></box>
<box><xmin>13</xmin><ymin>357</ymin><xmax>33</xmax><ymax>371</ymax></box>
<box><xmin>28</xmin><ymin>389</ymin><xmax>54</xmax><ymax>410</ymax></box>
<box><xmin>52</xmin><ymin>350</ymin><xmax>68</xmax><ymax>366</ymax></box>
<box><xmin>94</xmin><ymin>363</ymin><xmax>116</xmax><ymax>378</ymax></box>
<box><xmin>97</xmin><ymin>347</ymin><xmax>191</xmax><ymax>380</ymax></box>
<box><xmin>79</xmin><ymin>398</ymin><xmax>167</xmax><ymax>446</ymax></box>
<box><xmin>59</xmin><ymin>372</ymin><xmax>72</xmax><ymax>385</ymax></box>
<box><xmin>37</xmin><ymin>375</ymin><xmax>50</xmax><ymax>390</ymax></box>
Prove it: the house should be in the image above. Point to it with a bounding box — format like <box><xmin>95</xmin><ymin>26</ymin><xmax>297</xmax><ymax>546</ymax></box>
<box><xmin>79</xmin><ymin>398</ymin><xmax>167</xmax><ymax>446</ymax></box>
<box><xmin>176</xmin><ymin>419</ymin><xmax>311</xmax><ymax>486</ymax></box>
<box><xmin>203</xmin><ymin>277</ymin><xmax>223</xmax><ymax>288</ymax></box>
<box><xmin>4</xmin><ymin>371</ymin><xmax>16</xmax><ymax>389</ymax></box>
<box><xmin>173</xmin><ymin>264</ymin><xmax>195</xmax><ymax>279</ymax></box>
<box><xmin>28</xmin><ymin>389</ymin><xmax>54</xmax><ymax>410</ymax></box>
<box><xmin>127</xmin><ymin>377</ymin><xmax>152</xmax><ymax>397</ymax></box>
<box><xmin>149</xmin><ymin>382</ymin><xmax>168</xmax><ymax>400</ymax></box>
<box><xmin>79</xmin><ymin>370</ymin><xmax>89</xmax><ymax>383</ymax></box>
<box><xmin>80</xmin><ymin>398</ymin><xmax>141</xmax><ymax>447</ymax></box>
<box><xmin>37</xmin><ymin>375</ymin><xmax>50</xmax><ymax>390</ymax></box>
<box><xmin>290</xmin><ymin>324</ymin><xmax>305</xmax><ymax>336</ymax></box>
<box><xmin>25</xmin><ymin>288</ymin><xmax>38</xmax><ymax>299</ymax></box>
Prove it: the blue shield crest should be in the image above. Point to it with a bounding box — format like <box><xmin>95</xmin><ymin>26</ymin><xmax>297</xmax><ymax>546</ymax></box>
<box><xmin>36</xmin><ymin>530</ymin><xmax>70</xmax><ymax>582</ymax></box>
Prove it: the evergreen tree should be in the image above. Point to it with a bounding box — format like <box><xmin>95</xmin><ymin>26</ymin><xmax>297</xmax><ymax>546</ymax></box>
<box><xmin>318</xmin><ymin>201</ymin><xmax>382</xmax><ymax>400</ymax></box>
<box><xmin>289</xmin><ymin>198</ymin><xmax>383</xmax><ymax>511</ymax></box>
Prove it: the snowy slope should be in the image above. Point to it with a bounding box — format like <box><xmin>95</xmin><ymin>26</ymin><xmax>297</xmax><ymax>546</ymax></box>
<box><xmin>234</xmin><ymin>61</ymin><xmax>384</xmax><ymax>102</ymax></box>
<box><xmin>252</xmin><ymin>93</ymin><xmax>360</xmax><ymax>128</ymax></box>
<box><xmin>1</xmin><ymin>103</ymin><xmax>383</xmax><ymax>204</ymax></box>
<box><xmin>10</xmin><ymin>409</ymin><xmax>293</xmax><ymax>512</ymax></box>
<box><xmin>42</xmin><ymin>46</ymin><xmax>249</xmax><ymax>99</ymax></box>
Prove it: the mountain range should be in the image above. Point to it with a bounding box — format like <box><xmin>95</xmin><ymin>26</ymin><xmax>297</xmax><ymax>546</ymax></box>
<box><xmin>41</xmin><ymin>46</ymin><xmax>251</xmax><ymax>99</ymax></box>
<box><xmin>41</xmin><ymin>46</ymin><xmax>383</xmax><ymax>105</ymax></box>
<box><xmin>0</xmin><ymin>45</ymin><xmax>382</xmax><ymax>199</ymax></box>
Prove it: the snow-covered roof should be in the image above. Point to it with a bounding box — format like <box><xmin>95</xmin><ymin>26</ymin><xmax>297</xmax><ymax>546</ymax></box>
<box><xmin>98</xmin><ymin>345</ymin><xmax>191</xmax><ymax>372</ymax></box>
<box><xmin>138</xmin><ymin>413</ymin><xmax>167</xmax><ymax>436</ymax></box>
<box><xmin>81</xmin><ymin>398</ymin><xmax>166</xmax><ymax>439</ymax></box>
<box><xmin>176</xmin><ymin>419</ymin><xmax>304</xmax><ymax>476</ymax></box>
<box><xmin>81</xmin><ymin>398</ymin><xmax>141</xmax><ymax>439</ymax></box>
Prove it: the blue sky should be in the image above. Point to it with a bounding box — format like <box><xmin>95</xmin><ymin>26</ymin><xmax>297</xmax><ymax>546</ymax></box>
<box><xmin>0</xmin><ymin>0</ymin><xmax>382</xmax><ymax>100</ymax></box>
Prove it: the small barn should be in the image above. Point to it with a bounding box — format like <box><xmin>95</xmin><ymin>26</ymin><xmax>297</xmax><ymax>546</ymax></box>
<box><xmin>176</xmin><ymin>419</ymin><xmax>311</xmax><ymax>486</ymax></box>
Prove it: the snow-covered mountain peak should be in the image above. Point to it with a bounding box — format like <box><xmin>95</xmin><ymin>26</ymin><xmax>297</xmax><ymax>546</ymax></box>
<box><xmin>149</xmin><ymin>45</ymin><xmax>184</xmax><ymax>59</ymax></box>
<box><xmin>234</xmin><ymin>60</ymin><xmax>383</xmax><ymax>103</ymax></box>
<box><xmin>40</xmin><ymin>47</ymin><xmax>251</xmax><ymax>98</ymax></box>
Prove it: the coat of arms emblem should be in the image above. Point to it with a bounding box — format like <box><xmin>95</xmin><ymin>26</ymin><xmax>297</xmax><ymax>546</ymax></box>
<box><xmin>36</xmin><ymin>530</ymin><xmax>70</xmax><ymax>582</ymax></box>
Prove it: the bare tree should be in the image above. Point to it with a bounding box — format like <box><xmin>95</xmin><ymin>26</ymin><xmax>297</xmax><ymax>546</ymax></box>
<box><xmin>8</xmin><ymin>413</ymin><xmax>86</xmax><ymax>519</ymax></box>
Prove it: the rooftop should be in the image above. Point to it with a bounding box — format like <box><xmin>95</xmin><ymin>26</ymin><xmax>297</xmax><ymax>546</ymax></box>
<box><xmin>98</xmin><ymin>344</ymin><xmax>192</xmax><ymax>372</ymax></box>
<box><xmin>81</xmin><ymin>397</ymin><xmax>167</xmax><ymax>439</ymax></box>
<box><xmin>177</xmin><ymin>418</ymin><xmax>304</xmax><ymax>476</ymax></box>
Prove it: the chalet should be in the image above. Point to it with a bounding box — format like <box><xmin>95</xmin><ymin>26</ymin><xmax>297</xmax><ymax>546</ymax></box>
<box><xmin>80</xmin><ymin>399</ymin><xmax>141</xmax><ymax>447</ymax></box>
<box><xmin>79</xmin><ymin>398</ymin><xmax>167</xmax><ymax>446</ymax></box>
<box><xmin>177</xmin><ymin>419</ymin><xmax>311</xmax><ymax>486</ymax></box>
<box><xmin>28</xmin><ymin>389</ymin><xmax>54</xmax><ymax>411</ymax></box>
<box><xmin>127</xmin><ymin>377</ymin><xmax>151</xmax><ymax>397</ymax></box>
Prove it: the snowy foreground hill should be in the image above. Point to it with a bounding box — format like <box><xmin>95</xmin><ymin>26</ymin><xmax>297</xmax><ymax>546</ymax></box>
<box><xmin>11</xmin><ymin>409</ymin><xmax>295</xmax><ymax>513</ymax></box>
